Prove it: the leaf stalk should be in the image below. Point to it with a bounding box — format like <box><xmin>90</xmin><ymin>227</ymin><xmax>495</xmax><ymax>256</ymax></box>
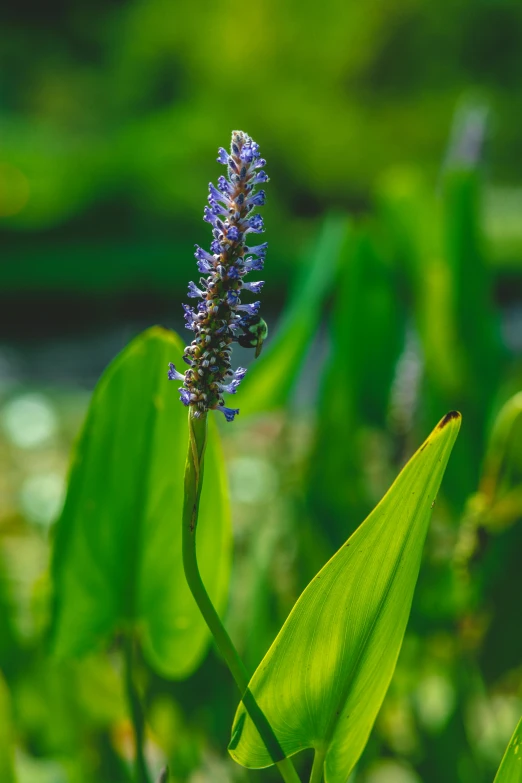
<box><xmin>181</xmin><ymin>410</ymin><xmax>301</xmax><ymax>783</ymax></box>
<box><xmin>309</xmin><ymin>747</ymin><xmax>326</xmax><ymax>783</ymax></box>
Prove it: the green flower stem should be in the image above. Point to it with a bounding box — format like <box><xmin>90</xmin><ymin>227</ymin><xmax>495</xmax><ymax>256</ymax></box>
<box><xmin>182</xmin><ymin>410</ymin><xmax>301</xmax><ymax>783</ymax></box>
<box><xmin>309</xmin><ymin>747</ymin><xmax>326</xmax><ymax>783</ymax></box>
<box><xmin>124</xmin><ymin>636</ymin><xmax>152</xmax><ymax>783</ymax></box>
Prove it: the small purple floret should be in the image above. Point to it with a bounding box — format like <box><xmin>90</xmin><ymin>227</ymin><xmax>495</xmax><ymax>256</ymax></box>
<box><xmin>188</xmin><ymin>281</ymin><xmax>204</xmax><ymax>298</ymax></box>
<box><xmin>179</xmin><ymin>388</ymin><xmax>191</xmax><ymax>406</ymax></box>
<box><xmin>247</xmin><ymin>191</ymin><xmax>266</xmax><ymax>208</ymax></box>
<box><xmin>217</xmin><ymin>405</ymin><xmax>240</xmax><ymax>422</ymax></box>
<box><xmin>244</xmin><ymin>256</ymin><xmax>264</xmax><ymax>272</ymax></box>
<box><xmin>237</xmin><ymin>301</ymin><xmax>260</xmax><ymax>316</ymax></box>
<box><xmin>254</xmin><ymin>171</ymin><xmax>269</xmax><ymax>184</ymax></box>
<box><xmin>242</xmin><ymin>281</ymin><xmax>265</xmax><ymax>293</ymax></box>
<box><xmin>247</xmin><ymin>242</ymin><xmax>268</xmax><ymax>258</ymax></box>
<box><xmin>246</xmin><ymin>214</ymin><xmax>264</xmax><ymax>233</ymax></box>
<box><xmin>168</xmin><ymin>363</ymin><xmax>185</xmax><ymax>382</ymax></box>
<box><xmin>233</xmin><ymin>367</ymin><xmax>248</xmax><ymax>381</ymax></box>
<box><xmin>217</xmin><ymin>147</ymin><xmax>228</xmax><ymax>164</ymax></box>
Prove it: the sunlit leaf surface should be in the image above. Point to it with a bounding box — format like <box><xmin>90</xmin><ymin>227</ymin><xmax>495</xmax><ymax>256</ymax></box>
<box><xmin>51</xmin><ymin>326</ymin><xmax>231</xmax><ymax>679</ymax></box>
<box><xmin>229</xmin><ymin>412</ymin><xmax>460</xmax><ymax>781</ymax></box>
<box><xmin>494</xmin><ymin>717</ymin><xmax>522</xmax><ymax>783</ymax></box>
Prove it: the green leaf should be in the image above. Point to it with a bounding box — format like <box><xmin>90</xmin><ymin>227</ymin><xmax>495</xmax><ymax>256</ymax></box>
<box><xmin>480</xmin><ymin>392</ymin><xmax>522</xmax><ymax>507</ymax></box>
<box><xmin>51</xmin><ymin>326</ymin><xmax>231</xmax><ymax>679</ymax></box>
<box><xmin>494</xmin><ymin>717</ymin><xmax>522</xmax><ymax>783</ymax></box>
<box><xmin>378</xmin><ymin>169</ymin><xmax>503</xmax><ymax>506</ymax></box>
<box><xmin>307</xmin><ymin>224</ymin><xmax>406</xmax><ymax>546</ymax></box>
<box><xmin>229</xmin><ymin>412</ymin><xmax>461</xmax><ymax>781</ymax></box>
<box><xmin>238</xmin><ymin>214</ymin><xmax>348</xmax><ymax>416</ymax></box>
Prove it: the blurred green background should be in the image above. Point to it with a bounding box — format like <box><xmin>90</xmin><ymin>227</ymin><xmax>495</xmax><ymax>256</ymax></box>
<box><xmin>1</xmin><ymin>1</ymin><xmax>522</xmax><ymax>781</ymax></box>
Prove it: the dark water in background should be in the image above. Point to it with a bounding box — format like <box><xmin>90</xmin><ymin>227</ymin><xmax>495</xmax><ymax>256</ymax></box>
<box><xmin>0</xmin><ymin>293</ymin><xmax>285</xmax><ymax>392</ymax></box>
<box><xmin>0</xmin><ymin>295</ymin><xmax>520</xmax><ymax>394</ymax></box>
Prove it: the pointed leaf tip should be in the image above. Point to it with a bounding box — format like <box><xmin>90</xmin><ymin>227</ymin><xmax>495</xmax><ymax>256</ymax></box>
<box><xmin>438</xmin><ymin>410</ymin><xmax>461</xmax><ymax>428</ymax></box>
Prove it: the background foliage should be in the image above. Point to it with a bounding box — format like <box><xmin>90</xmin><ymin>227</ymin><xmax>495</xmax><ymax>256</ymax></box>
<box><xmin>1</xmin><ymin>1</ymin><xmax>522</xmax><ymax>781</ymax></box>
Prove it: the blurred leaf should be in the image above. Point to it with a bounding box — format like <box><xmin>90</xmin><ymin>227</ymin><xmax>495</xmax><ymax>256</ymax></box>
<box><xmin>0</xmin><ymin>674</ymin><xmax>16</xmax><ymax>783</ymax></box>
<box><xmin>0</xmin><ymin>558</ymin><xmax>18</xmax><ymax>677</ymax></box>
<box><xmin>74</xmin><ymin>655</ymin><xmax>127</xmax><ymax>726</ymax></box>
<box><xmin>443</xmin><ymin>171</ymin><xmax>503</xmax><ymax>409</ymax></box>
<box><xmin>308</xmin><ymin>223</ymin><xmax>406</xmax><ymax>546</ymax></box>
<box><xmin>326</xmin><ymin>224</ymin><xmax>404</xmax><ymax>423</ymax></box>
<box><xmin>238</xmin><ymin>214</ymin><xmax>349</xmax><ymax>416</ymax></box>
<box><xmin>51</xmin><ymin>326</ymin><xmax>231</xmax><ymax>679</ymax></box>
<box><xmin>487</xmin><ymin>487</ymin><xmax>522</xmax><ymax>531</ymax></box>
<box><xmin>229</xmin><ymin>412</ymin><xmax>460</xmax><ymax>781</ymax></box>
<box><xmin>480</xmin><ymin>391</ymin><xmax>522</xmax><ymax>507</ymax></box>
<box><xmin>379</xmin><ymin>168</ymin><xmax>503</xmax><ymax>503</ymax></box>
<box><xmin>493</xmin><ymin>717</ymin><xmax>522</xmax><ymax>783</ymax></box>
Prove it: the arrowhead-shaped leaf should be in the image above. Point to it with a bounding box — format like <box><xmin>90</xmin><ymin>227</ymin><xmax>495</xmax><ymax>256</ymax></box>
<box><xmin>51</xmin><ymin>326</ymin><xmax>231</xmax><ymax>679</ymax></box>
<box><xmin>229</xmin><ymin>412</ymin><xmax>460</xmax><ymax>781</ymax></box>
<box><xmin>494</xmin><ymin>717</ymin><xmax>522</xmax><ymax>783</ymax></box>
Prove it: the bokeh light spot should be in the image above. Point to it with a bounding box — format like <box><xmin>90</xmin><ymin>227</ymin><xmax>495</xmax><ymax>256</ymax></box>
<box><xmin>228</xmin><ymin>456</ymin><xmax>278</xmax><ymax>505</ymax></box>
<box><xmin>1</xmin><ymin>393</ymin><xmax>58</xmax><ymax>449</ymax></box>
<box><xmin>20</xmin><ymin>471</ymin><xmax>65</xmax><ymax>527</ymax></box>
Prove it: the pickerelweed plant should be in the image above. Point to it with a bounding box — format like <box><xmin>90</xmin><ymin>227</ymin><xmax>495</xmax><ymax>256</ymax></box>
<box><xmin>168</xmin><ymin>131</ymin><xmax>301</xmax><ymax>783</ymax></box>
<box><xmin>165</xmin><ymin>132</ymin><xmax>461</xmax><ymax>783</ymax></box>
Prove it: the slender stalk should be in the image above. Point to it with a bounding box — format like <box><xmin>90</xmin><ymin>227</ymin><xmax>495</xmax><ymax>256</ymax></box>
<box><xmin>309</xmin><ymin>748</ymin><xmax>326</xmax><ymax>783</ymax></box>
<box><xmin>182</xmin><ymin>410</ymin><xmax>301</xmax><ymax>783</ymax></box>
<box><xmin>124</xmin><ymin>636</ymin><xmax>152</xmax><ymax>783</ymax></box>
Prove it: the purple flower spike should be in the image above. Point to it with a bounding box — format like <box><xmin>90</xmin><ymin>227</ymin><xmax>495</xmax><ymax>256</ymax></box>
<box><xmin>169</xmin><ymin>131</ymin><xmax>269</xmax><ymax>421</ymax></box>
